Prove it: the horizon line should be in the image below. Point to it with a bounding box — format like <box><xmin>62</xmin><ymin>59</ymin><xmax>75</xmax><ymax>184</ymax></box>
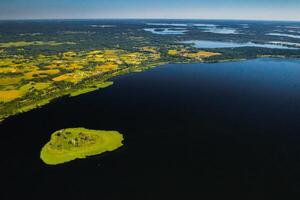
<box><xmin>0</xmin><ymin>17</ymin><xmax>300</xmax><ymax>22</ymax></box>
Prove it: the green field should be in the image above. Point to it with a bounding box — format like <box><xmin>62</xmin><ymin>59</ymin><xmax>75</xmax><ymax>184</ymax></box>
<box><xmin>70</xmin><ymin>81</ymin><xmax>114</xmax><ymax>97</ymax></box>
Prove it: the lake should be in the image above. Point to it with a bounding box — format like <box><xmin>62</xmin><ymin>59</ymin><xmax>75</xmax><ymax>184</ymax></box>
<box><xmin>1</xmin><ymin>59</ymin><xmax>300</xmax><ymax>199</ymax></box>
<box><xmin>267</xmin><ymin>33</ymin><xmax>300</xmax><ymax>39</ymax></box>
<box><xmin>183</xmin><ymin>40</ymin><xmax>299</xmax><ymax>49</ymax></box>
<box><xmin>200</xmin><ymin>27</ymin><xmax>238</xmax><ymax>34</ymax></box>
<box><xmin>144</xmin><ymin>28</ymin><xmax>187</xmax><ymax>35</ymax></box>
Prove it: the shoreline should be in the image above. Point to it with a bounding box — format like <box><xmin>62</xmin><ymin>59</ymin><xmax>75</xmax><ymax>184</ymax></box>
<box><xmin>1</xmin><ymin>56</ymin><xmax>299</xmax><ymax>123</ymax></box>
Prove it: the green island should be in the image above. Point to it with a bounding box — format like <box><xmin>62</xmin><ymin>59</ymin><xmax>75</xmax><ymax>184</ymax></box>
<box><xmin>40</xmin><ymin>128</ymin><xmax>124</xmax><ymax>165</ymax></box>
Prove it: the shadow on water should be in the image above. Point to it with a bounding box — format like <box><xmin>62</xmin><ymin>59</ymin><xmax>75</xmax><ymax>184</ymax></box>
<box><xmin>1</xmin><ymin>59</ymin><xmax>300</xmax><ymax>199</ymax></box>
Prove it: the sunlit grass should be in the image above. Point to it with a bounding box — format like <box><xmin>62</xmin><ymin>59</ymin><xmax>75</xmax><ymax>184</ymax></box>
<box><xmin>40</xmin><ymin>128</ymin><xmax>124</xmax><ymax>165</ymax></box>
<box><xmin>0</xmin><ymin>41</ymin><xmax>76</xmax><ymax>48</ymax></box>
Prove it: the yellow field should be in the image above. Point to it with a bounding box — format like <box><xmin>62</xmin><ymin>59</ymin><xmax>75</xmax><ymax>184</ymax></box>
<box><xmin>24</xmin><ymin>69</ymin><xmax>60</xmax><ymax>79</ymax></box>
<box><xmin>66</xmin><ymin>63</ymin><xmax>84</xmax><ymax>70</ymax></box>
<box><xmin>53</xmin><ymin>74</ymin><xmax>73</xmax><ymax>82</ymax></box>
<box><xmin>0</xmin><ymin>90</ymin><xmax>23</xmax><ymax>102</ymax></box>
<box><xmin>95</xmin><ymin>62</ymin><xmax>119</xmax><ymax>73</ymax></box>
<box><xmin>33</xmin><ymin>82</ymin><xmax>51</xmax><ymax>90</ymax></box>
<box><xmin>20</xmin><ymin>82</ymin><xmax>51</xmax><ymax>91</ymax></box>
<box><xmin>0</xmin><ymin>77</ymin><xmax>23</xmax><ymax>85</ymax></box>
<box><xmin>0</xmin><ymin>67</ymin><xmax>18</xmax><ymax>73</ymax></box>
<box><xmin>53</xmin><ymin>71</ymin><xmax>87</xmax><ymax>83</ymax></box>
<box><xmin>0</xmin><ymin>58</ymin><xmax>19</xmax><ymax>67</ymax></box>
<box><xmin>183</xmin><ymin>51</ymin><xmax>221</xmax><ymax>59</ymax></box>
<box><xmin>168</xmin><ymin>49</ymin><xmax>178</xmax><ymax>55</ymax></box>
<box><xmin>121</xmin><ymin>53</ymin><xmax>145</xmax><ymax>65</ymax></box>
<box><xmin>0</xmin><ymin>81</ymin><xmax>52</xmax><ymax>103</ymax></box>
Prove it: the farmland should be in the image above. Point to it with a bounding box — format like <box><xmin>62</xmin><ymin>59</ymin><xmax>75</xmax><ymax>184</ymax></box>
<box><xmin>0</xmin><ymin>41</ymin><xmax>220</xmax><ymax>121</ymax></box>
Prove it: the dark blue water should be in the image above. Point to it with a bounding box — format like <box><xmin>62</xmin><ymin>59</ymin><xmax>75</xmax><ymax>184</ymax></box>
<box><xmin>1</xmin><ymin>59</ymin><xmax>300</xmax><ymax>199</ymax></box>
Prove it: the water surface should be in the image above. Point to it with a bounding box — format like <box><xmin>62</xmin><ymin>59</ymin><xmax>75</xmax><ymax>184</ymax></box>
<box><xmin>200</xmin><ymin>27</ymin><xmax>238</xmax><ymax>34</ymax></box>
<box><xmin>183</xmin><ymin>40</ymin><xmax>298</xmax><ymax>49</ymax></box>
<box><xmin>144</xmin><ymin>28</ymin><xmax>187</xmax><ymax>35</ymax></box>
<box><xmin>146</xmin><ymin>23</ymin><xmax>188</xmax><ymax>27</ymax></box>
<box><xmin>1</xmin><ymin>59</ymin><xmax>300</xmax><ymax>199</ymax></box>
<box><xmin>267</xmin><ymin>33</ymin><xmax>300</xmax><ymax>39</ymax></box>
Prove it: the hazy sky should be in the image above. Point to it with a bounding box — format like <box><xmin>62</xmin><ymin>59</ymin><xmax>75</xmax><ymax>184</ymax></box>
<box><xmin>0</xmin><ymin>0</ymin><xmax>299</xmax><ymax>21</ymax></box>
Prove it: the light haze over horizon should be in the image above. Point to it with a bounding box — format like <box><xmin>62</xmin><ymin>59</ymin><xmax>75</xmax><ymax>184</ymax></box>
<box><xmin>0</xmin><ymin>0</ymin><xmax>299</xmax><ymax>21</ymax></box>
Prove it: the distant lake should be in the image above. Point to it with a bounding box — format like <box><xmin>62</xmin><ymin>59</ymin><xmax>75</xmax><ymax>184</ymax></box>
<box><xmin>144</xmin><ymin>28</ymin><xmax>187</xmax><ymax>35</ymax></box>
<box><xmin>200</xmin><ymin>27</ymin><xmax>238</xmax><ymax>34</ymax></box>
<box><xmin>146</xmin><ymin>23</ymin><xmax>217</xmax><ymax>27</ymax></box>
<box><xmin>2</xmin><ymin>59</ymin><xmax>300</xmax><ymax>198</ymax></box>
<box><xmin>144</xmin><ymin>24</ymin><xmax>238</xmax><ymax>35</ymax></box>
<box><xmin>146</xmin><ymin>23</ymin><xmax>188</xmax><ymax>27</ymax></box>
<box><xmin>183</xmin><ymin>40</ymin><xmax>299</xmax><ymax>49</ymax></box>
<box><xmin>267</xmin><ymin>33</ymin><xmax>300</xmax><ymax>39</ymax></box>
<box><xmin>193</xmin><ymin>23</ymin><xmax>217</xmax><ymax>27</ymax></box>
